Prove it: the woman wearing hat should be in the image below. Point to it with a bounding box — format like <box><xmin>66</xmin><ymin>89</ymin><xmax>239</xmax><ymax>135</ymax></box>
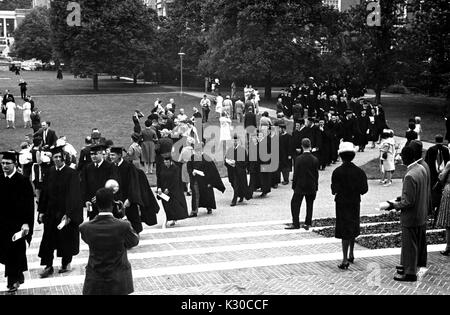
<box><xmin>331</xmin><ymin>142</ymin><xmax>368</xmax><ymax>270</ymax></box>
<box><xmin>379</xmin><ymin>129</ymin><xmax>396</xmax><ymax>187</ymax></box>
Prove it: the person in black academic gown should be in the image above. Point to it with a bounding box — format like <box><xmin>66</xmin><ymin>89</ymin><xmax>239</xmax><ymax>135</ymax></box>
<box><xmin>248</xmin><ymin>132</ymin><xmax>262</xmax><ymax>196</ymax></box>
<box><xmin>187</xmin><ymin>146</ymin><xmax>225</xmax><ymax>217</ymax></box>
<box><xmin>109</xmin><ymin>147</ymin><xmax>146</xmax><ymax>234</ymax></box>
<box><xmin>110</xmin><ymin>147</ymin><xmax>159</xmax><ymax>231</ymax></box>
<box><xmin>0</xmin><ymin>151</ymin><xmax>35</xmax><ymax>293</ymax></box>
<box><xmin>278</xmin><ymin>123</ymin><xmax>293</xmax><ymax>185</ymax></box>
<box><xmin>157</xmin><ymin>157</ymin><xmax>189</xmax><ymax>227</ymax></box>
<box><xmin>225</xmin><ymin>135</ymin><xmax>252</xmax><ymax>206</ymax></box>
<box><xmin>37</xmin><ymin>145</ymin><xmax>83</xmax><ymax>278</ymax></box>
<box><xmin>81</xmin><ymin>144</ymin><xmax>119</xmax><ymax>220</ymax></box>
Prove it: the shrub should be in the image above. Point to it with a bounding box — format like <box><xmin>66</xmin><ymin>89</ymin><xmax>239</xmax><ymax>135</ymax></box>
<box><xmin>385</xmin><ymin>84</ymin><xmax>410</xmax><ymax>94</ymax></box>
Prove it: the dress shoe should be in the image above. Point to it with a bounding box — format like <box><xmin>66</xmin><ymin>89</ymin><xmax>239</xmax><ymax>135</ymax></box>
<box><xmin>207</xmin><ymin>209</ymin><xmax>212</xmax><ymax>214</ymax></box>
<box><xmin>302</xmin><ymin>224</ymin><xmax>310</xmax><ymax>231</ymax></box>
<box><xmin>396</xmin><ymin>265</ymin><xmax>404</xmax><ymax>275</ymax></box>
<box><xmin>348</xmin><ymin>257</ymin><xmax>354</xmax><ymax>263</ymax></box>
<box><xmin>260</xmin><ymin>192</ymin><xmax>267</xmax><ymax>198</ymax></box>
<box><xmin>39</xmin><ymin>266</ymin><xmax>54</xmax><ymax>278</ymax></box>
<box><xmin>230</xmin><ymin>202</ymin><xmax>237</xmax><ymax>207</ymax></box>
<box><xmin>285</xmin><ymin>224</ymin><xmax>300</xmax><ymax>230</ymax></box>
<box><xmin>440</xmin><ymin>249</ymin><xmax>450</xmax><ymax>256</ymax></box>
<box><xmin>188</xmin><ymin>213</ymin><xmax>198</xmax><ymax>218</ymax></box>
<box><xmin>272</xmin><ymin>185</ymin><xmax>278</xmax><ymax>189</ymax></box>
<box><xmin>59</xmin><ymin>264</ymin><xmax>71</xmax><ymax>274</ymax></box>
<box><xmin>338</xmin><ymin>262</ymin><xmax>350</xmax><ymax>270</ymax></box>
<box><xmin>7</xmin><ymin>282</ymin><xmax>20</xmax><ymax>293</ymax></box>
<box><xmin>394</xmin><ymin>274</ymin><xmax>417</xmax><ymax>282</ymax></box>
<box><xmin>238</xmin><ymin>197</ymin><xmax>244</xmax><ymax>203</ymax></box>
<box><xmin>282</xmin><ymin>181</ymin><xmax>289</xmax><ymax>185</ymax></box>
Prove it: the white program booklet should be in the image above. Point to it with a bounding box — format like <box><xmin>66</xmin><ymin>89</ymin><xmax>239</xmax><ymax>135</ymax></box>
<box><xmin>12</xmin><ymin>230</ymin><xmax>26</xmax><ymax>242</ymax></box>
<box><xmin>159</xmin><ymin>192</ymin><xmax>170</xmax><ymax>202</ymax></box>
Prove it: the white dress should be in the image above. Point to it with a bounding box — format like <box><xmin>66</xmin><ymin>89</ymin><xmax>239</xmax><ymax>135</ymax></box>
<box><xmin>215</xmin><ymin>96</ymin><xmax>224</xmax><ymax>114</ymax></box>
<box><xmin>6</xmin><ymin>102</ymin><xmax>16</xmax><ymax>121</ymax></box>
<box><xmin>22</xmin><ymin>102</ymin><xmax>31</xmax><ymax>123</ymax></box>
<box><xmin>219</xmin><ymin>117</ymin><xmax>232</xmax><ymax>141</ymax></box>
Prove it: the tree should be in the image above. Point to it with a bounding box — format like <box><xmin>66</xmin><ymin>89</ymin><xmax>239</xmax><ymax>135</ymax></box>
<box><xmin>197</xmin><ymin>0</ymin><xmax>340</xmax><ymax>99</ymax></box>
<box><xmin>12</xmin><ymin>7</ymin><xmax>53</xmax><ymax>62</ymax></box>
<box><xmin>397</xmin><ymin>0</ymin><xmax>450</xmax><ymax>98</ymax></box>
<box><xmin>49</xmin><ymin>0</ymin><xmax>158</xmax><ymax>90</ymax></box>
<box><xmin>337</xmin><ymin>1</ymin><xmax>407</xmax><ymax>104</ymax></box>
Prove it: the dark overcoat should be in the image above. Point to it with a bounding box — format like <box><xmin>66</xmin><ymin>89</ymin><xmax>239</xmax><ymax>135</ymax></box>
<box><xmin>331</xmin><ymin>162</ymin><xmax>368</xmax><ymax>239</ymax></box>
<box><xmin>80</xmin><ymin>215</ymin><xmax>139</xmax><ymax>295</ymax></box>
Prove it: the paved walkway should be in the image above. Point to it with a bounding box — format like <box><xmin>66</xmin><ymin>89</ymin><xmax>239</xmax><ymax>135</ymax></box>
<box><xmin>1</xmin><ymin>89</ymin><xmax>447</xmax><ymax>295</ymax></box>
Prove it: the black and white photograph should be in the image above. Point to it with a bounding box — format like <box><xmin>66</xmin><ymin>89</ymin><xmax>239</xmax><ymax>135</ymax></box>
<box><xmin>0</xmin><ymin>0</ymin><xmax>449</xmax><ymax>299</ymax></box>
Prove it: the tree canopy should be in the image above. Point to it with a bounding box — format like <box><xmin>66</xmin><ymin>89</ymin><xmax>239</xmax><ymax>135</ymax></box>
<box><xmin>49</xmin><ymin>0</ymin><xmax>158</xmax><ymax>89</ymax></box>
<box><xmin>12</xmin><ymin>6</ymin><xmax>52</xmax><ymax>62</ymax></box>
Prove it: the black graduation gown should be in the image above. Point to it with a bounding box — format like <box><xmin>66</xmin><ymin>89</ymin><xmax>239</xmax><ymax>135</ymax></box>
<box><xmin>38</xmin><ymin>166</ymin><xmax>83</xmax><ymax>259</ymax></box>
<box><xmin>81</xmin><ymin>160</ymin><xmax>119</xmax><ymax>220</ymax></box>
<box><xmin>136</xmin><ymin>168</ymin><xmax>159</xmax><ymax>226</ymax></box>
<box><xmin>248</xmin><ymin>137</ymin><xmax>261</xmax><ymax>194</ymax></box>
<box><xmin>0</xmin><ymin>171</ymin><xmax>35</xmax><ymax>277</ymax></box>
<box><xmin>356</xmin><ymin>115</ymin><xmax>370</xmax><ymax>147</ymax></box>
<box><xmin>187</xmin><ymin>154</ymin><xmax>225</xmax><ymax>210</ymax></box>
<box><xmin>279</xmin><ymin>133</ymin><xmax>293</xmax><ymax>171</ymax></box>
<box><xmin>116</xmin><ymin>160</ymin><xmax>145</xmax><ymax>233</ymax></box>
<box><xmin>158</xmin><ymin>163</ymin><xmax>188</xmax><ymax>221</ymax></box>
<box><xmin>258</xmin><ymin>136</ymin><xmax>272</xmax><ymax>194</ymax></box>
<box><xmin>225</xmin><ymin>145</ymin><xmax>252</xmax><ymax>200</ymax></box>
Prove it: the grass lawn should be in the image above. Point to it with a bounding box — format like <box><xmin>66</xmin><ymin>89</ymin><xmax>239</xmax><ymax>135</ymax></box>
<box><xmin>0</xmin><ymin>71</ymin><xmax>231</xmax><ymax>186</ymax></box>
<box><xmin>359</xmin><ymin>158</ymin><xmax>407</xmax><ymax>180</ymax></box>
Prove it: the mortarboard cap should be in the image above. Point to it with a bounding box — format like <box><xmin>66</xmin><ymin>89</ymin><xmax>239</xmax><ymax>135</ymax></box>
<box><xmin>49</xmin><ymin>145</ymin><xmax>65</xmax><ymax>155</ymax></box>
<box><xmin>1</xmin><ymin>150</ymin><xmax>19</xmax><ymax>163</ymax></box>
<box><xmin>90</xmin><ymin>144</ymin><xmax>107</xmax><ymax>152</ymax></box>
<box><xmin>110</xmin><ymin>146</ymin><xmax>125</xmax><ymax>155</ymax></box>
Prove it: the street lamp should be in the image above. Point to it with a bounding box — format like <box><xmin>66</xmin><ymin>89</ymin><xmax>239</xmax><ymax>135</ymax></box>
<box><xmin>178</xmin><ymin>51</ymin><xmax>186</xmax><ymax>95</ymax></box>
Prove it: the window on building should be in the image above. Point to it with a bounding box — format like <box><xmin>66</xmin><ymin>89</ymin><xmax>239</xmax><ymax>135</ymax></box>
<box><xmin>6</xmin><ymin>19</ymin><xmax>15</xmax><ymax>37</ymax></box>
<box><xmin>0</xmin><ymin>19</ymin><xmax>4</xmax><ymax>38</ymax></box>
<box><xmin>323</xmin><ymin>0</ymin><xmax>341</xmax><ymax>11</ymax></box>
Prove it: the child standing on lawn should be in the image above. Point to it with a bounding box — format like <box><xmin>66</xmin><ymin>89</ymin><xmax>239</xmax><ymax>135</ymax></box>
<box><xmin>414</xmin><ymin>116</ymin><xmax>422</xmax><ymax>141</ymax></box>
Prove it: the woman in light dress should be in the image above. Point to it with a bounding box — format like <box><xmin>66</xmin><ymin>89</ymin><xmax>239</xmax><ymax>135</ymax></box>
<box><xmin>5</xmin><ymin>100</ymin><xmax>16</xmax><ymax>129</ymax></box>
<box><xmin>18</xmin><ymin>100</ymin><xmax>32</xmax><ymax>128</ymax></box>
<box><xmin>219</xmin><ymin>111</ymin><xmax>232</xmax><ymax>156</ymax></box>
<box><xmin>379</xmin><ymin>129</ymin><xmax>396</xmax><ymax>187</ymax></box>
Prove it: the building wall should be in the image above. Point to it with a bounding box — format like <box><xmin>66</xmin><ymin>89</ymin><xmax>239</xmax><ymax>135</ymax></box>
<box><xmin>0</xmin><ymin>9</ymin><xmax>31</xmax><ymax>56</ymax></box>
<box><xmin>323</xmin><ymin>0</ymin><xmax>361</xmax><ymax>12</ymax></box>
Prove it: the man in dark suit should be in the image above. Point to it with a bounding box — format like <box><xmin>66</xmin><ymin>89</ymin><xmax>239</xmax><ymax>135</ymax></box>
<box><xmin>35</xmin><ymin>121</ymin><xmax>58</xmax><ymax>149</ymax></box>
<box><xmin>77</xmin><ymin>136</ymin><xmax>93</xmax><ymax>173</ymax></box>
<box><xmin>0</xmin><ymin>151</ymin><xmax>35</xmax><ymax>293</ymax></box>
<box><xmin>81</xmin><ymin>144</ymin><xmax>119</xmax><ymax>220</ymax></box>
<box><xmin>387</xmin><ymin>146</ymin><xmax>429</xmax><ymax>282</ymax></box>
<box><xmin>79</xmin><ymin>188</ymin><xmax>139</xmax><ymax>295</ymax></box>
<box><xmin>286</xmin><ymin>138</ymin><xmax>319</xmax><ymax>230</ymax></box>
<box><xmin>425</xmin><ymin>135</ymin><xmax>450</xmax><ymax>187</ymax></box>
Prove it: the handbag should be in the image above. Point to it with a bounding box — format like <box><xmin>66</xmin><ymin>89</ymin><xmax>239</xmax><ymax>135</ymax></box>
<box><xmin>382</xmin><ymin>152</ymin><xmax>388</xmax><ymax>160</ymax></box>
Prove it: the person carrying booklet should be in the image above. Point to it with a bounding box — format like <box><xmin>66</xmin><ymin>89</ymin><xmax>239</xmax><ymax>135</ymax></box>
<box><xmin>0</xmin><ymin>150</ymin><xmax>35</xmax><ymax>293</ymax></box>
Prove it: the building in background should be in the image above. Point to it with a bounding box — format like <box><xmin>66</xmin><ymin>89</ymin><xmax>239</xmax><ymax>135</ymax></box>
<box><xmin>323</xmin><ymin>0</ymin><xmax>361</xmax><ymax>12</ymax></box>
<box><xmin>0</xmin><ymin>8</ymin><xmax>30</xmax><ymax>56</ymax></box>
<box><xmin>144</xmin><ymin>0</ymin><xmax>174</xmax><ymax>17</ymax></box>
<box><xmin>32</xmin><ymin>0</ymin><xmax>50</xmax><ymax>8</ymax></box>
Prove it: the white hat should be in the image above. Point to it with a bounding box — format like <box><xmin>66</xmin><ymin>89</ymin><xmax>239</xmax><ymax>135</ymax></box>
<box><xmin>338</xmin><ymin>142</ymin><xmax>356</xmax><ymax>154</ymax></box>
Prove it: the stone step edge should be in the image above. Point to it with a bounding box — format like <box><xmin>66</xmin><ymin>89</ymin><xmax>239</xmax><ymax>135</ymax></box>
<box><xmin>1</xmin><ymin>244</ymin><xmax>445</xmax><ymax>291</ymax></box>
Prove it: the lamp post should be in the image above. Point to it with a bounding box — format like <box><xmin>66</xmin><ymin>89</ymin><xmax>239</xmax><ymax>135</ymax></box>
<box><xmin>178</xmin><ymin>51</ymin><xmax>185</xmax><ymax>95</ymax></box>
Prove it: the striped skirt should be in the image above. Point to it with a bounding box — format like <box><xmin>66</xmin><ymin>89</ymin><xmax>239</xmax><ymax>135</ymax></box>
<box><xmin>437</xmin><ymin>183</ymin><xmax>450</xmax><ymax>228</ymax></box>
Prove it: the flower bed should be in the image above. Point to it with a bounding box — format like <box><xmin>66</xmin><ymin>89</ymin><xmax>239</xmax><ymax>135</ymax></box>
<box><xmin>312</xmin><ymin>212</ymin><xmax>400</xmax><ymax>228</ymax></box>
<box><xmin>357</xmin><ymin>231</ymin><xmax>446</xmax><ymax>249</ymax></box>
<box><xmin>311</xmin><ymin>213</ymin><xmax>445</xmax><ymax>249</ymax></box>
